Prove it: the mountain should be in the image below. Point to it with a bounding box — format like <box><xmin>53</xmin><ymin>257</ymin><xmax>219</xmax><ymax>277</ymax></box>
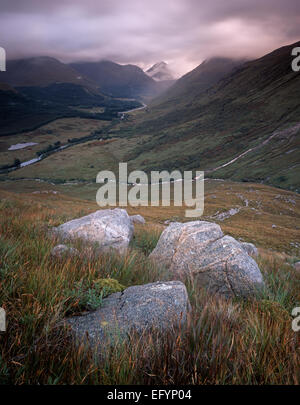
<box><xmin>0</xmin><ymin>82</ymin><xmax>67</xmax><ymax>136</ymax></box>
<box><xmin>0</xmin><ymin>57</ymin><xmax>142</xmax><ymax>135</ymax></box>
<box><xmin>0</xmin><ymin>56</ymin><xmax>109</xmax><ymax>108</ymax></box>
<box><xmin>150</xmin><ymin>57</ymin><xmax>244</xmax><ymax>108</ymax></box>
<box><xmin>120</xmin><ymin>42</ymin><xmax>300</xmax><ymax>191</ymax></box>
<box><xmin>70</xmin><ymin>60</ymin><xmax>166</xmax><ymax>100</ymax></box>
<box><xmin>1</xmin><ymin>56</ymin><xmax>98</xmax><ymax>89</ymax></box>
<box><xmin>0</xmin><ymin>82</ymin><xmax>17</xmax><ymax>93</ymax></box>
<box><xmin>146</xmin><ymin>61</ymin><xmax>175</xmax><ymax>81</ymax></box>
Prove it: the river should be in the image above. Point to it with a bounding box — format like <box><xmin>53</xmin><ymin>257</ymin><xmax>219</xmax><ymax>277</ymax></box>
<box><xmin>0</xmin><ymin>103</ymin><xmax>147</xmax><ymax>174</ymax></box>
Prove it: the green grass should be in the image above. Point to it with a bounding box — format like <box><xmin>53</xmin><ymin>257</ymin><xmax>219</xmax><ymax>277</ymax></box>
<box><xmin>0</xmin><ymin>189</ymin><xmax>299</xmax><ymax>384</ymax></box>
<box><xmin>0</xmin><ymin>117</ymin><xmax>109</xmax><ymax>169</ymax></box>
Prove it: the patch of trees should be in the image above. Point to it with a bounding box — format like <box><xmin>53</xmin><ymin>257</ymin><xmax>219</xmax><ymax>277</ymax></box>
<box><xmin>67</xmin><ymin>130</ymin><xmax>110</xmax><ymax>145</ymax></box>
<box><xmin>36</xmin><ymin>141</ymin><xmax>61</xmax><ymax>156</ymax></box>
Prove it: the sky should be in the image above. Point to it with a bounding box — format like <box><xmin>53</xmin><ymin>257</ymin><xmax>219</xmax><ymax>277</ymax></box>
<box><xmin>0</xmin><ymin>0</ymin><xmax>300</xmax><ymax>76</ymax></box>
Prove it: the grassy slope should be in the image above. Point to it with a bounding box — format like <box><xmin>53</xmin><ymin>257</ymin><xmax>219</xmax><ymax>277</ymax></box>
<box><xmin>0</xmin><ymin>187</ymin><xmax>299</xmax><ymax>384</ymax></box>
<box><xmin>0</xmin><ymin>118</ymin><xmax>109</xmax><ymax>168</ymax></box>
<box><xmin>115</xmin><ymin>41</ymin><xmax>300</xmax><ymax>191</ymax></box>
<box><xmin>1</xmin><ymin>179</ymin><xmax>299</xmax><ymax>253</ymax></box>
<box><xmin>0</xmin><ymin>86</ymin><xmax>69</xmax><ymax>136</ymax></box>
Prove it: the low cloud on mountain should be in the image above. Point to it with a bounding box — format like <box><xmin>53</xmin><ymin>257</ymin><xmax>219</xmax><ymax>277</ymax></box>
<box><xmin>1</xmin><ymin>0</ymin><xmax>300</xmax><ymax>76</ymax></box>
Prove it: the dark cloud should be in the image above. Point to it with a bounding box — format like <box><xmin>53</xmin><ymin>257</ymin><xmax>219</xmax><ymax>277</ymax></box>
<box><xmin>0</xmin><ymin>0</ymin><xmax>300</xmax><ymax>76</ymax></box>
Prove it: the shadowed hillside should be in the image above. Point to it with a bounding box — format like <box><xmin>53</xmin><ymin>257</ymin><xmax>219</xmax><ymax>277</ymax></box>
<box><xmin>1</xmin><ymin>56</ymin><xmax>97</xmax><ymax>88</ymax></box>
<box><xmin>0</xmin><ymin>57</ymin><xmax>142</xmax><ymax>135</ymax></box>
<box><xmin>71</xmin><ymin>60</ymin><xmax>173</xmax><ymax>100</ymax></box>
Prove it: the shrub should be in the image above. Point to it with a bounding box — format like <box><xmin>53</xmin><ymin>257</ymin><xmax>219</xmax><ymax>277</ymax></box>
<box><xmin>65</xmin><ymin>278</ymin><xmax>125</xmax><ymax>313</ymax></box>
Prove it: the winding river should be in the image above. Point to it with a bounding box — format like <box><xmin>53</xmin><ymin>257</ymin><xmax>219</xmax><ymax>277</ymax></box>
<box><xmin>0</xmin><ymin>102</ymin><xmax>147</xmax><ymax>174</ymax></box>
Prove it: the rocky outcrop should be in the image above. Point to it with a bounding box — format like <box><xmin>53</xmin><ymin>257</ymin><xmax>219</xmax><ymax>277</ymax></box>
<box><xmin>130</xmin><ymin>214</ymin><xmax>146</xmax><ymax>224</ymax></box>
<box><xmin>67</xmin><ymin>281</ymin><xmax>190</xmax><ymax>347</ymax></box>
<box><xmin>149</xmin><ymin>221</ymin><xmax>264</xmax><ymax>298</ymax></box>
<box><xmin>240</xmin><ymin>242</ymin><xmax>258</xmax><ymax>257</ymax></box>
<box><xmin>51</xmin><ymin>244</ymin><xmax>79</xmax><ymax>258</ymax></box>
<box><xmin>53</xmin><ymin>208</ymin><xmax>134</xmax><ymax>254</ymax></box>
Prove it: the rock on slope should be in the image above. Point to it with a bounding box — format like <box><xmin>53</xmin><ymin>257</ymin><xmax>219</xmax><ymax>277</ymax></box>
<box><xmin>67</xmin><ymin>281</ymin><xmax>190</xmax><ymax>347</ymax></box>
<box><xmin>149</xmin><ymin>221</ymin><xmax>264</xmax><ymax>297</ymax></box>
<box><xmin>53</xmin><ymin>208</ymin><xmax>134</xmax><ymax>254</ymax></box>
<box><xmin>130</xmin><ymin>214</ymin><xmax>146</xmax><ymax>224</ymax></box>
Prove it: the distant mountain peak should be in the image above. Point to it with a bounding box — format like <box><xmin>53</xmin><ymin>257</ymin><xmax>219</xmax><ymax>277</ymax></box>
<box><xmin>146</xmin><ymin>61</ymin><xmax>174</xmax><ymax>81</ymax></box>
<box><xmin>147</xmin><ymin>61</ymin><xmax>168</xmax><ymax>70</ymax></box>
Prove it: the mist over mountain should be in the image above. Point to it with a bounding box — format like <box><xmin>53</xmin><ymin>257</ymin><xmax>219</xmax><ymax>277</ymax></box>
<box><xmin>1</xmin><ymin>56</ymin><xmax>97</xmax><ymax>89</ymax></box>
<box><xmin>146</xmin><ymin>62</ymin><xmax>175</xmax><ymax>82</ymax></box>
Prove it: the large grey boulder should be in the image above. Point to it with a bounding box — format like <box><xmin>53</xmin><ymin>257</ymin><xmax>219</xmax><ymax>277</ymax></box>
<box><xmin>149</xmin><ymin>221</ymin><xmax>264</xmax><ymax>298</ymax></box>
<box><xmin>240</xmin><ymin>242</ymin><xmax>258</xmax><ymax>257</ymax></box>
<box><xmin>53</xmin><ymin>208</ymin><xmax>133</xmax><ymax>254</ymax></box>
<box><xmin>67</xmin><ymin>281</ymin><xmax>190</xmax><ymax>347</ymax></box>
<box><xmin>130</xmin><ymin>214</ymin><xmax>146</xmax><ymax>224</ymax></box>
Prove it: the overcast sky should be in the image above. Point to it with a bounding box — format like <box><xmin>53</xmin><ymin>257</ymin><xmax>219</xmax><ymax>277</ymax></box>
<box><xmin>0</xmin><ymin>0</ymin><xmax>300</xmax><ymax>76</ymax></box>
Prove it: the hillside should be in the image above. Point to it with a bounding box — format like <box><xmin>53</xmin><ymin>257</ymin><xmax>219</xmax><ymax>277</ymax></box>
<box><xmin>118</xmin><ymin>42</ymin><xmax>300</xmax><ymax>192</ymax></box>
<box><xmin>150</xmin><ymin>57</ymin><xmax>244</xmax><ymax>107</ymax></box>
<box><xmin>1</xmin><ymin>56</ymin><xmax>97</xmax><ymax>89</ymax></box>
<box><xmin>0</xmin><ymin>57</ymin><xmax>142</xmax><ymax>135</ymax></box>
<box><xmin>70</xmin><ymin>60</ymin><xmax>170</xmax><ymax>100</ymax></box>
<box><xmin>0</xmin><ymin>181</ymin><xmax>299</xmax><ymax>384</ymax></box>
<box><xmin>0</xmin><ymin>82</ymin><xmax>71</xmax><ymax>136</ymax></box>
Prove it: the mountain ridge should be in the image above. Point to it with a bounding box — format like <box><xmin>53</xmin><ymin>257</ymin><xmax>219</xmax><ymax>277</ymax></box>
<box><xmin>70</xmin><ymin>60</ymin><xmax>160</xmax><ymax>99</ymax></box>
<box><xmin>1</xmin><ymin>56</ymin><xmax>98</xmax><ymax>89</ymax></box>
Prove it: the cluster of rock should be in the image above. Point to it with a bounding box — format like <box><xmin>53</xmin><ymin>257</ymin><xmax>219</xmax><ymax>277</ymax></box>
<box><xmin>50</xmin><ymin>208</ymin><xmax>264</xmax><ymax>348</ymax></box>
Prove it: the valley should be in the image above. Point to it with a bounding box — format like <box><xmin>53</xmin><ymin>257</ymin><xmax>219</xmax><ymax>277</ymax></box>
<box><xmin>0</xmin><ymin>6</ymin><xmax>299</xmax><ymax>386</ymax></box>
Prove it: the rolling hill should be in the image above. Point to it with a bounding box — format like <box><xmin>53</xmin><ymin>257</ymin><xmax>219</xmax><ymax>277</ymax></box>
<box><xmin>119</xmin><ymin>42</ymin><xmax>300</xmax><ymax>192</ymax></box>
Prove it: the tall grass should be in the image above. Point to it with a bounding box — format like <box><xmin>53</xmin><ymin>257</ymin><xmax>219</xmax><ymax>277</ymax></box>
<box><xmin>0</xmin><ymin>194</ymin><xmax>299</xmax><ymax>384</ymax></box>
